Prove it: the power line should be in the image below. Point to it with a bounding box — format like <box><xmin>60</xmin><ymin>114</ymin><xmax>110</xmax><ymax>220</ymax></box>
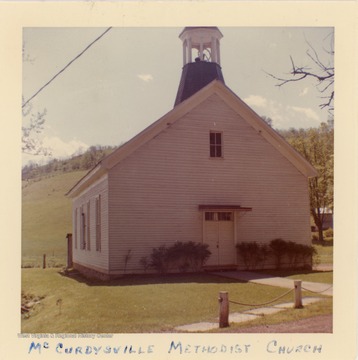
<box><xmin>22</xmin><ymin>27</ymin><xmax>112</xmax><ymax>108</ymax></box>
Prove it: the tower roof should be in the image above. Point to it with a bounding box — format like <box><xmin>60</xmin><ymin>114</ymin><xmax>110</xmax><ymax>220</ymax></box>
<box><xmin>174</xmin><ymin>61</ymin><xmax>224</xmax><ymax>106</ymax></box>
<box><xmin>175</xmin><ymin>26</ymin><xmax>225</xmax><ymax>106</ymax></box>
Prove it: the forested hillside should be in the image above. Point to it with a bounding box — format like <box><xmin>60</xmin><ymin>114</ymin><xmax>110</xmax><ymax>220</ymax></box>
<box><xmin>22</xmin><ymin>145</ymin><xmax>116</xmax><ymax>181</ymax></box>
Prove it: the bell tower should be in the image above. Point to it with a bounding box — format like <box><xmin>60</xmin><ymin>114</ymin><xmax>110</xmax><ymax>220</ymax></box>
<box><xmin>174</xmin><ymin>27</ymin><xmax>225</xmax><ymax>106</ymax></box>
<box><xmin>180</xmin><ymin>26</ymin><xmax>223</xmax><ymax>65</ymax></box>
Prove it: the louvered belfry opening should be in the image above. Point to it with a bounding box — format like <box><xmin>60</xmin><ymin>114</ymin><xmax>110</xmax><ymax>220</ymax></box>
<box><xmin>174</xmin><ymin>27</ymin><xmax>225</xmax><ymax>106</ymax></box>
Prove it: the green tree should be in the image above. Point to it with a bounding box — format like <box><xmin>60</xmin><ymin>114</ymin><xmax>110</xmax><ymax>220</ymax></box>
<box><xmin>22</xmin><ymin>100</ymin><xmax>51</xmax><ymax>156</ymax></box>
<box><xmin>280</xmin><ymin>123</ymin><xmax>333</xmax><ymax>242</ymax></box>
<box><xmin>80</xmin><ymin>145</ymin><xmax>111</xmax><ymax>170</ymax></box>
<box><xmin>22</xmin><ymin>43</ymin><xmax>51</xmax><ymax>156</ymax></box>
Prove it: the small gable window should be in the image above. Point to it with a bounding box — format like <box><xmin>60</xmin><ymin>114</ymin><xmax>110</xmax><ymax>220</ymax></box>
<box><xmin>210</xmin><ymin>131</ymin><xmax>223</xmax><ymax>158</ymax></box>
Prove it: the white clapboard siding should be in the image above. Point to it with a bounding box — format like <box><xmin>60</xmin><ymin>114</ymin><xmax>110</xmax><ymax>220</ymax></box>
<box><xmin>72</xmin><ymin>175</ymin><xmax>109</xmax><ymax>271</ymax></box>
<box><xmin>106</xmin><ymin>94</ymin><xmax>311</xmax><ymax>273</ymax></box>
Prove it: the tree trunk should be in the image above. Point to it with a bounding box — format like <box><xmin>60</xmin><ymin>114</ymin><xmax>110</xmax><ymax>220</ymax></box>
<box><xmin>311</xmin><ymin>207</ymin><xmax>325</xmax><ymax>244</ymax></box>
<box><xmin>317</xmin><ymin>225</ymin><xmax>324</xmax><ymax>243</ymax></box>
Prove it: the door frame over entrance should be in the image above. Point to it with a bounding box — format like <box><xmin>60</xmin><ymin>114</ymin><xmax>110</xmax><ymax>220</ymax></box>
<box><xmin>198</xmin><ymin>205</ymin><xmax>252</xmax><ymax>268</ymax></box>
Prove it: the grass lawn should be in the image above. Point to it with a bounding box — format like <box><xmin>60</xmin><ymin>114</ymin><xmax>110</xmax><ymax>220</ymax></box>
<box><xmin>22</xmin><ymin>269</ymin><xmax>332</xmax><ymax>333</ymax></box>
<box><xmin>313</xmin><ymin>243</ymin><xmax>333</xmax><ymax>266</ymax></box>
<box><xmin>258</xmin><ymin>270</ymin><xmax>333</xmax><ymax>284</ymax></box>
<box><xmin>214</xmin><ymin>296</ymin><xmax>332</xmax><ymax>332</ymax></box>
<box><xmin>286</xmin><ymin>271</ymin><xmax>333</xmax><ymax>284</ymax></box>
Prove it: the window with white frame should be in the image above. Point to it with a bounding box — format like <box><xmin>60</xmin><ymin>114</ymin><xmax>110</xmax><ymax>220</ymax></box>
<box><xmin>205</xmin><ymin>211</ymin><xmax>232</xmax><ymax>221</ymax></box>
<box><xmin>95</xmin><ymin>195</ymin><xmax>101</xmax><ymax>252</ymax></box>
<box><xmin>86</xmin><ymin>201</ymin><xmax>91</xmax><ymax>251</ymax></box>
<box><xmin>80</xmin><ymin>206</ymin><xmax>86</xmax><ymax>250</ymax></box>
<box><xmin>74</xmin><ymin>208</ymin><xmax>78</xmax><ymax>249</ymax></box>
<box><xmin>210</xmin><ymin>131</ymin><xmax>223</xmax><ymax>158</ymax></box>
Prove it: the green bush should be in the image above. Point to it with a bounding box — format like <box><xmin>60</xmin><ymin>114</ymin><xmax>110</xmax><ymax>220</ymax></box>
<box><xmin>149</xmin><ymin>242</ymin><xmax>211</xmax><ymax>273</ymax></box>
<box><xmin>312</xmin><ymin>234</ymin><xmax>319</xmax><ymax>243</ymax></box>
<box><xmin>139</xmin><ymin>256</ymin><xmax>150</xmax><ymax>273</ymax></box>
<box><xmin>323</xmin><ymin>228</ymin><xmax>334</xmax><ymax>243</ymax></box>
<box><xmin>299</xmin><ymin>243</ymin><xmax>317</xmax><ymax>260</ymax></box>
<box><xmin>324</xmin><ymin>227</ymin><xmax>333</xmax><ymax>238</ymax></box>
<box><xmin>312</xmin><ymin>228</ymin><xmax>334</xmax><ymax>244</ymax></box>
<box><xmin>286</xmin><ymin>241</ymin><xmax>317</xmax><ymax>269</ymax></box>
<box><xmin>150</xmin><ymin>246</ymin><xmax>170</xmax><ymax>273</ymax></box>
<box><xmin>269</xmin><ymin>238</ymin><xmax>288</xmax><ymax>269</ymax></box>
<box><xmin>285</xmin><ymin>241</ymin><xmax>299</xmax><ymax>269</ymax></box>
<box><xmin>236</xmin><ymin>242</ymin><xmax>269</xmax><ymax>270</ymax></box>
<box><xmin>269</xmin><ymin>239</ymin><xmax>316</xmax><ymax>270</ymax></box>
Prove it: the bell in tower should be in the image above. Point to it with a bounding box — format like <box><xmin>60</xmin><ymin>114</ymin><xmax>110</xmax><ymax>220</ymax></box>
<box><xmin>174</xmin><ymin>27</ymin><xmax>225</xmax><ymax>106</ymax></box>
<box><xmin>180</xmin><ymin>26</ymin><xmax>223</xmax><ymax>65</ymax></box>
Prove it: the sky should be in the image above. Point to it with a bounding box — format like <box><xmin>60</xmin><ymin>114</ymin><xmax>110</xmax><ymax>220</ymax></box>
<box><xmin>22</xmin><ymin>26</ymin><xmax>334</xmax><ymax>165</ymax></box>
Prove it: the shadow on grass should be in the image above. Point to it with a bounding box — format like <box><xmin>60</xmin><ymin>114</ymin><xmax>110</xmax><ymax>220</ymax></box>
<box><xmin>256</xmin><ymin>269</ymin><xmax>333</xmax><ymax>278</ymax></box>
<box><xmin>59</xmin><ymin>269</ymin><xmax>245</xmax><ymax>287</ymax></box>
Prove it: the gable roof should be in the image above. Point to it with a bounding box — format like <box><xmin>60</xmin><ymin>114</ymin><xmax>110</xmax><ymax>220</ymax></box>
<box><xmin>67</xmin><ymin>80</ymin><xmax>317</xmax><ymax>198</ymax></box>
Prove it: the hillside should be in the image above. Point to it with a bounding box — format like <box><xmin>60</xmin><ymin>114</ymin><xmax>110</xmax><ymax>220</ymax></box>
<box><xmin>22</xmin><ymin>171</ymin><xmax>87</xmax><ymax>267</ymax></box>
<box><xmin>21</xmin><ymin>146</ymin><xmax>116</xmax><ymax>267</ymax></box>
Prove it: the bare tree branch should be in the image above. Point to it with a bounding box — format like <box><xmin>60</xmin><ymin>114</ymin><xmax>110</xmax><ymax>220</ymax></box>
<box><xmin>22</xmin><ymin>47</ymin><xmax>51</xmax><ymax>157</ymax></box>
<box><xmin>266</xmin><ymin>33</ymin><xmax>334</xmax><ymax>113</ymax></box>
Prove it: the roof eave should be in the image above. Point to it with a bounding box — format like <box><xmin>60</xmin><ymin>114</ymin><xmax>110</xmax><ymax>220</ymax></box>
<box><xmin>66</xmin><ymin>83</ymin><xmax>216</xmax><ymax>198</ymax></box>
<box><xmin>66</xmin><ymin>164</ymin><xmax>107</xmax><ymax>198</ymax></box>
<box><xmin>101</xmin><ymin>83</ymin><xmax>218</xmax><ymax>170</ymax></box>
<box><xmin>212</xmin><ymin>81</ymin><xmax>318</xmax><ymax>178</ymax></box>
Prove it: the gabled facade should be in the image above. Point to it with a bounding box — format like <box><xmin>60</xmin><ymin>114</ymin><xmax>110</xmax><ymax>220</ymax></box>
<box><xmin>67</xmin><ymin>27</ymin><xmax>317</xmax><ymax>279</ymax></box>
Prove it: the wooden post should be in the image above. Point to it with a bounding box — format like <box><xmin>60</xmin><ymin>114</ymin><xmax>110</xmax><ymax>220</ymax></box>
<box><xmin>66</xmin><ymin>233</ymin><xmax>73</xmax><ymax>268</ymax></box>
<box><xmin>219</xmin><ymin>291</ymin><xmax>229</xmax><ymax>328</ymax></box>
<box><xmin>42</xmin><ymin>254</ymin><xmax>46</xmax><ymax>269</ymax></box>
<box><xmin>294</xmin><ymin>280</ymin><xmax>303</xmax><ymax>308</ymax></box>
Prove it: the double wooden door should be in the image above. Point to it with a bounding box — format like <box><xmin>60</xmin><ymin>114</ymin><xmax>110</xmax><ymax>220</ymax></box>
<box><xmin>203</xmin><ymin>211</ymin><xmax>235</xmax><ymax>266</ymax></box>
